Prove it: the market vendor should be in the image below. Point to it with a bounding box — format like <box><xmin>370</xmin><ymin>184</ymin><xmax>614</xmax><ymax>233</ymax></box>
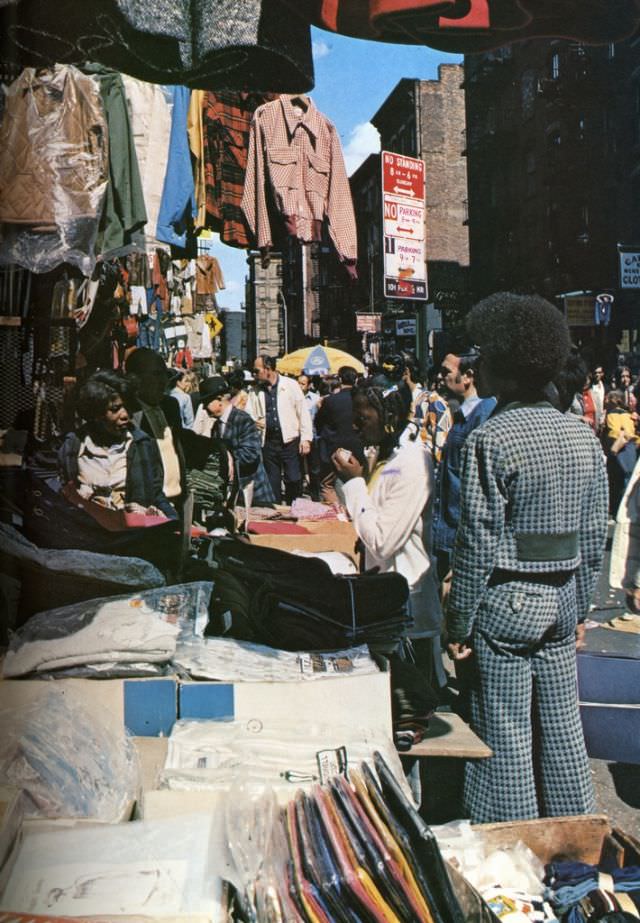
<box><xmin>332</xmin><ymin>382</ymin><xmax>444</xmax><ymax>687</ymax></box>
<box><xmin>59</xmin><ymin>370</ymin><xmax>177</xmax><ymax>519</ymax></box>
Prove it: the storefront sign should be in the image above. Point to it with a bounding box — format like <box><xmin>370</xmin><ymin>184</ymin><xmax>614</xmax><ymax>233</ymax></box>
<box><xmin>381</xmin><ymin>151</ymin><xmax>428</xmax><ymax>301</ymax></box>
<box><xmin>396</xmin><ymin>317</ymin><xmax>417</xmax><ymax>336</ymax></box>
<box><xmin>619</xmin><ymin>247</ymin><xmax>640</xmax><ymax>289</ymax></box>
<box><xmin>355</xmin><ymin>313</ymin><xmax>382</xmax><ymax>333</ymax></box>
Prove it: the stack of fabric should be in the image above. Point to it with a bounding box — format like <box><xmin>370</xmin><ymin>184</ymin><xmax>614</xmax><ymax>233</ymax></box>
<box><xmin>2</xmin><ymin>582</ymin><xmax>211</xmax><ymax>679</ymax></box>
<box><xmin>545</xmin><ymin>861</ymin><xmax>640</xmax><ymax>922</ymax></box>
<box><xmin>208</xmin><ymin>538</ymin><xmax>411</xmax><ymax>651</ymax></box>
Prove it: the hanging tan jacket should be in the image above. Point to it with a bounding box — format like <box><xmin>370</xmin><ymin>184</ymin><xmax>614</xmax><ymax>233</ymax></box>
<box><xmin>0</xmin><ymin>65</ymin><xmax>108</xmax><ymax>229</ymax></box>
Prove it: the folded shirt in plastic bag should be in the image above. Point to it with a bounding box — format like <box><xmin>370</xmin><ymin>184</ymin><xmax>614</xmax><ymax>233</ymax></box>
<box><xmin>3</xmin><ymin>582</ymin><xmax>212</xmax><ymax>678</ymax></box>
<box><xmin>161</xmin><ymin>718</ymin><xmax>411</xmax><ymax>800</ymax></box>
<box><xmin>173</xmin><ymin>635</ymin><xmax>380</xmax><ymax>682</ymax></box>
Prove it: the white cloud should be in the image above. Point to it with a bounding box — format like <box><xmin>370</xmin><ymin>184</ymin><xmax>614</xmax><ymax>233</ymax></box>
<box><xmin>312</xmin><ymin>40</ymin><xmax>332</xmax><ymax>60</ymax></box>
<box><xmin>343</xmin><ymin>122</ymin><xmax>381</xmax><ymax>176</ymax></box>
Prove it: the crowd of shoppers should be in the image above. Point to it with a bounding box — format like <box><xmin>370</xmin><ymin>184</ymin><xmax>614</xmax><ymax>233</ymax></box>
<box><xmin>47</xmin><ymin>291</ymin><xmax>640</xmax><ymax>824</ymax></box>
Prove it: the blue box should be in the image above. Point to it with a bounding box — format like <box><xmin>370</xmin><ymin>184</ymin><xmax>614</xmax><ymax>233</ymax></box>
<box><xmin>123</xmin><ymin>678</ymin><xmax>177</xmax><ymax>736</ymax></box>
<box><xmin>577</xmin><ymin>651</ymin><xmax>640</xmax><ymax>764</ymax></box>
<box><xmin>178</xmin><ymin>682</ymin><xmax>235</xmax><ymax>720</ymax></box>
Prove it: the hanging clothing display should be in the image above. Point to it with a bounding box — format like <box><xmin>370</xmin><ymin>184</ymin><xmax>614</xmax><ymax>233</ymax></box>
<box><xmin>202</xmin><ymin>90</ymin><xmax>277</xmax><ymax>248</ymax></box>
<box><xmin>196</xmin><ymin>255</ymin><xmax>225</xmax><ymax>296</ymax></box>
<box><xmin>187</xmin><ymin>89</ymin><xmax>207</xmax><ymax>231</ymax></box>
<box><xmin>242</xmin><ymin>96</ymin><xmax>357</xmax><ymax>276</ymax></box>
<box><xmin>0</xmin><ymin>0</ymin><xmax>314</xmax><ymax>92</ymax></box>
<box><xmin>156</xmin><ymin>86</ymin><xmax>198</xmax><ymax>250</ymax></box>
<box><xmin>0</xmin><ymin>65</ymin><xmax>108</xmax><ymax>275</ymax></box>
<box><xmin>81</xmin><ymin>64</ymin><xmax>148</xmax><ymax>255</ymax></box>
<box><xmin>279</xmin><ymin>0</ymin><xmax>640</xmax><ymax>49</ymax></box>
<box><xmin>121</xmin><ymin>75</ymin><xmax>173</xmax><ymax>247</ymax></box>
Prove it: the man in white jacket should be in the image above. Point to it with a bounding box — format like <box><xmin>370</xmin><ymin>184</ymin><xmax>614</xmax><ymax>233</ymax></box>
<box><xmin>253</xmin><ymin>355</ymin><xmax>313</xmax><ymax>504</ymax></box>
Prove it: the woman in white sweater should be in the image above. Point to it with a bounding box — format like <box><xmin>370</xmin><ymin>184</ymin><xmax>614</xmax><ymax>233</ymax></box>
<box><xmin>332</xmin><ymin>383</ymin><xmax>444</xmax><ymax>686</ymax></box>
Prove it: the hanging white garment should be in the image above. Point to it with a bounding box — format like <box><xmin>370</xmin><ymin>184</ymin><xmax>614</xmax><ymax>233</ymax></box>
<box><xmin>121</xmin><ymin>75</ymin><xmax>172</xmax><ymax>246</ymax></box>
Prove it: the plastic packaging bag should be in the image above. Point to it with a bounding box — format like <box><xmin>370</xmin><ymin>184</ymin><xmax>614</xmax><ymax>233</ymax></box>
<box><xmin>0</xmin><ymin>522</ymin><xmax>165</xmax><ymax>588</ymax></box>
<box><xmin>3</xmin><ymin>582</ymin><xmax>212</xmax><ymax>678</ymax></box>
<box><xmin>0</xmin><ymin>66</ymin><xmax>108</xmax><ymax>275</ymax></box>
<box><xmin>0</xmin><ymin>691</ymin><xmax>139</xmax><ymax>822</ymax></box>
<box><xmin>173</xmin><ymin>634</ymin><xmax>380</xmax><ymax>682</ymax></box>
<box><xmin>161</xmin><ymin>717</ymin><xmax>412</xmax><ymax>801</ymax></box>
<box><xmin>0</xmin><ymin>813</ymin><xmax>223</xmax><ymax>915</ymax></box>
<box><xmin>225</xmin><ymin>784</ymin><xmax>279</xmax><ymax>921</ymax></box>
<box><xmin>433</xmin><ymin>820</ymin><xmax>546</xmax><ymax>895</ymax></box>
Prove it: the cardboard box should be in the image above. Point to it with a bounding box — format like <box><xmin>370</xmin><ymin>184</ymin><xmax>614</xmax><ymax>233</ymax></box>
<box><xmin>0</xmin><ymin>676</ymin><xmax>179</xmax><ymax>739</ymax></box>
<box><xmin>245</xmin><ymin>531</ymin><xmax>358</xmax><ymax>557</ymax></box>
<box><xmin>447</xmin><ymin>815</ymin><xmax>640</xmax><ymax>923</ymax></box>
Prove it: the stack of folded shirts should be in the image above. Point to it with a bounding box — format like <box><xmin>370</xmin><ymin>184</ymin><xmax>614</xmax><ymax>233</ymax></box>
<box><xmin>3</xmin><ymin>593</ymin><xmax>183</xmax><ymax>678</ymax></box>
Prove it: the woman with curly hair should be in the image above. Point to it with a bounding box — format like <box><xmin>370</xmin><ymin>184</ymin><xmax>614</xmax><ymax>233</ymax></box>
<box><xmin>332</xmin><ymin>382</ymin><xmax>443</xmax><ymax>687</ymax></box>
<box><xmin>446</xmin><ymin>292</ymin><xmax>608</xmax><ymax>823</ymax></box>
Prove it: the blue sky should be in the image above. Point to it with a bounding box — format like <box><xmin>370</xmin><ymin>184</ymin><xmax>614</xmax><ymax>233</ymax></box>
<box><xmin>213</xmin><ymin>30</ymin><xmax>461</xmax><ymax>310</ymax></box>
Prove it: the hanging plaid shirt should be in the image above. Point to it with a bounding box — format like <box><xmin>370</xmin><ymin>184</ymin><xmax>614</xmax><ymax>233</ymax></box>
<box><xmin>202</xmin><ymin>91</ymin><xmax>277</xmax><ymax>249</ymax></box>
<box><xmin>242</xmin><ymin>97</ymin><xmax>357</xmax><ymax>267</ymax></box>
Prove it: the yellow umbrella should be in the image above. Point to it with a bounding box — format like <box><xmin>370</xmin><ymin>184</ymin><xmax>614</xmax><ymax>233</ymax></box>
<box><xmin>277</xmin><ymin>345</ymin><xmax>364</xmax><ymax>376</ymax></box>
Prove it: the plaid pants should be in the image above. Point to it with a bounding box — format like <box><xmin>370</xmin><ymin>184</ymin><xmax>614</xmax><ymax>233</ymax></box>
<box><xmin>464</xmin><ymin>576</ymin><xmax>595</xmax><ymax>822</ymax></box>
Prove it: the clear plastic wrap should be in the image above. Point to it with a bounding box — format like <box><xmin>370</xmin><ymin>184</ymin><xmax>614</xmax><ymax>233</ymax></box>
<box><xmin>0</xmin><ymin>691</ymin><xmax>139</xmax><ymax>822</ymax></box>
<box><xmin>225</xmin><ymin>784</ymin><xmax>279</xmax><ymax>921</ymax></box>
<box><xmin>0</xmin><ymin>522</ymin><xmax>166</xmax><ymax>588</ymax></box>
<box><xmin>432</xmin><ymin>820</ymin><xmax>547</xmax><ymax>895</ymax></box>
<box><xmin>3</xmin><ymin>581</ymin><xmax>212</xmax><ymax>679</ymax></box>
<box><xmin>0</xmin><ymin>813</ymin><xmax>224</xmax><ymax>916</ymax></box>
<box><xmin>173</xmin><ymin>634</ymin><xmax>380</xmax><ymax>683</ymax></box>
<box><xmin>160</xmin><ymin>717</ymin><xmax>413</xmax><ymax>801</ymax></box>
<box><xmin>0</xmin><ymin>66</ymin><xmax>108</xmax><ymax>275</ymax></box>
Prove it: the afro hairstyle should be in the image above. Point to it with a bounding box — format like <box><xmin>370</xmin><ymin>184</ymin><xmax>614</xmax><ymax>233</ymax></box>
<box><xmin>467</xmin><ymin>292</ymin><xmax>570</xmax><ymax>393</ymax></box>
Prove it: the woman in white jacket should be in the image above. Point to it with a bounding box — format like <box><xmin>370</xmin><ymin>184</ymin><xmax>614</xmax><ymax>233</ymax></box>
<box><xmin>332</xmin><ymin>383</ymin><xmax>444</xmax><ymax>687</ymax></box>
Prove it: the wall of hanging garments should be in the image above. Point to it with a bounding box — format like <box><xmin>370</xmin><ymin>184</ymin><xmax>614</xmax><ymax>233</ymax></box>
<box><xmin>0</xmin><ymin>65</ymin><xmax>358</xmax><ymax>278</ymax></box>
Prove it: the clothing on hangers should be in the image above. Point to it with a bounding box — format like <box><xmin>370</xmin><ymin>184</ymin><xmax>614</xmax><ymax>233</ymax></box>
<box><xmin>242</xmin><ymin>97</ymin><xmax>358</xmax><ymax>278</ymax></box>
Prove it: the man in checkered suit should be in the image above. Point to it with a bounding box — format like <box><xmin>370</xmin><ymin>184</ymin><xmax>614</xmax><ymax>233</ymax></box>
<box><xmin>446</xmin><ymin>292</ymin><xmax>608</xmax><ymax>823</ymax></box>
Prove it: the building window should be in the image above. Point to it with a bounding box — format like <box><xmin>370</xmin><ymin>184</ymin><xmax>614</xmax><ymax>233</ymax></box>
<box><xmin>551</xmin><ymin>52</ymin><xmax>560</xmax><ymax>80</ymax></box>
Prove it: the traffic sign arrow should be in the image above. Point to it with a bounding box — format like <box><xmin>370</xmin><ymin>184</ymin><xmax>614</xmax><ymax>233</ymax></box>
<box><xmin>393</xmin><ymin>185</ymin><xmax>415</xmax><ymax>197</ymax></box>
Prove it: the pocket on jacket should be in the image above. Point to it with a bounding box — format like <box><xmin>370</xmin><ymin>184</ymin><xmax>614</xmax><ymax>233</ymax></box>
<box><xmin>307</xmin><ymin>152</ymin><xmax>330</xmax><ymax>198</ymax></box>
<box><xmin>268</xmin><ymin>148</ymin><xmax>298</xmax><ymax>191</ymax></box>
<box><xmin>476</xmin><ymin>584</ymin><xmax>558</xmax><ymax>646</ymax></box>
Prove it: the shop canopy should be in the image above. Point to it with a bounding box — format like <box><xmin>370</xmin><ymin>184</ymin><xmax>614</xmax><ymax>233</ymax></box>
<box><xmin>277</xmin><ymin>345</ymin><xmax>365</xmax><ymax>376</ymax></box>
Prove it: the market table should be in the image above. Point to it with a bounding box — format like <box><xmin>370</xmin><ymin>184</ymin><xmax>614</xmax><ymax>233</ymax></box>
<box><xmin>407</xmin><ymin>710</ymin><xmax>492</xmax><ymax>759</ymax></box>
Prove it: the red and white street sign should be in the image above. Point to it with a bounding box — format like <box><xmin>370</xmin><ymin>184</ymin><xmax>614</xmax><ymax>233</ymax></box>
<box><xmin>381</xmin><ymin>151</ymin><xmax>427</xmax><ymax>301</ymax></box>
<box><xmin>382</xmin><ymin>152</ymin><xmax>425</xmax><ymax>199</ymax></box>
